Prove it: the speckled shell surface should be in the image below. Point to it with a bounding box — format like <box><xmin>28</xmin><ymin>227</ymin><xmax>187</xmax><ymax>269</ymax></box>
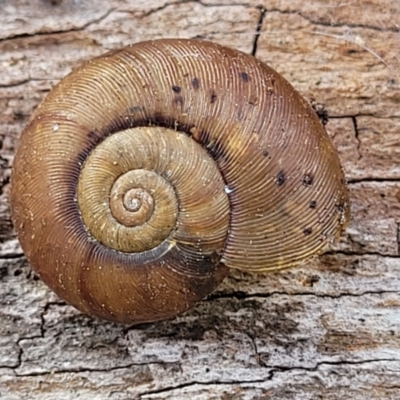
<box><xmin>11</xmin><ymin>39</ymin><xmax>349</xmax><ymax>324</ymax></box>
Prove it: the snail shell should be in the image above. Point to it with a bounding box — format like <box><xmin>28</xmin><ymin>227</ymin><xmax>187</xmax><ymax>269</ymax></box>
<box><xmin>11</xmin><ymin>39</ymin><xmax>349</xmax><ymax>324</ymax></box>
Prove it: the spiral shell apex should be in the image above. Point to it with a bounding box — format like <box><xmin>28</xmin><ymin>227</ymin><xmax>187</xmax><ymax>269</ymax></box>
<box><xmin>11</xmin><ymin>39</ymin><xmax>349</xmax><ymax>324</ymax></box>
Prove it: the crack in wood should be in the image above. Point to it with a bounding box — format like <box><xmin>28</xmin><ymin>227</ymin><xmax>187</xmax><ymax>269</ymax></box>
<box><xmin>11</xmin><ymin>360</ymin><xmax>182</xmax><ymax>377</ymax></box>
<box><xmin>352</xmin><ymin>115</ymin><xmax>362</xmax><ymax>159</ymax></box>
<box><xmin>259</xmin><ymin>6</ymin><xmax>399</xmax><ymax>34</ymax></box>
<box><xmin>135</xmin><ymin>359</ymin><xmax>400</xmax><ymax>398</ymax></box>
<box><xmin>208</xmin><ymin>289</ymin><xmax>400</xmax><ymax>301</ymax></box>
<box><xmin>137</xmin><ymin>378</ymin><xmax>269</xmax><ymax>399</ymax></box>
<box><xmin>251</xmin><ymin>6</ymin><xmax>266</xmax><ymax>56</ymax></box>
<box><xmin>0</xmin><ymin>8</ymin><xmax>115</xmax><ymax>44</ymax></box>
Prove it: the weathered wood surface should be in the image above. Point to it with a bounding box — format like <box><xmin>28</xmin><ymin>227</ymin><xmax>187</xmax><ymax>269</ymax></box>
<box><xmin>1</xmin><ymin>1</ymin><xmax>400</xmax><ymax>399</ymax></box>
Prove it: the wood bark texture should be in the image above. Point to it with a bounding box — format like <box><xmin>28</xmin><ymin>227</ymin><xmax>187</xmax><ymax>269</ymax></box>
<box><xmin>1</xmin><ymin>1</ymin><xmax>399</xmax><ymax>399</ymax></box>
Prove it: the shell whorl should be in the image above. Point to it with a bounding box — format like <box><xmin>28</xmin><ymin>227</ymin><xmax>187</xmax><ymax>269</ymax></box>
<box><xmin>11</xmin><ymin>39</ymin><xmax>349</xmax><ymax>323</ymax></box>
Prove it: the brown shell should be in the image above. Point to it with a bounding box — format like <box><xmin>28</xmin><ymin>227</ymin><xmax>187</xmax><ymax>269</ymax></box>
<box><xmin>11</xmin><ymin>39</ymin><xmax>350</xmax><ymax>324</ymax></box>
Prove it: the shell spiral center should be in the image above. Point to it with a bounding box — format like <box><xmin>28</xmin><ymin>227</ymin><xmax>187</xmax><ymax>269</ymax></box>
<box><xmin>77</xmin><ymin>126</ymin><xmax>231</xmax><ymax>255</ymax></box>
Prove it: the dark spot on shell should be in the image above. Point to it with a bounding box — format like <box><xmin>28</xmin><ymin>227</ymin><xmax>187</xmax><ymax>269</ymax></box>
<box><xmin>303</xmin><ymin>227</ymin><xmax>313</xmax><ymax>235</ymax></box>
<box><xmin>303</xmin><ymin>174</ymin><xmax>314</xmax><ymax>186</ymax></box>
<box><xmin>309</xmin><ymin>200</ymin><xmax>317</xmax><ymax>209</ymax></box>
<box><xmin>210</xmin><ymin>91</ymin><xmax>217</xmax><ymax>103</ymax></box>
<box><xmin>276</xmin><ymin>170</ymin><xmax>285</xmax><ymax>186</ymax></box>
<box><xmin>191</xmin><ymin>78</ymin><xmax>200</xmax><ymax>89</ymax></box>
<box><xmin>239</xmin><ymin>72</ymin><xmax>250</xmax><ymax>82</ymax></box>
<box><xmin>248</xmin><ymin>95</ymin><xmax>257</xmax><ymax>105</ymax></box>
<box><xmin>172</xmin><ymin>85</ymin><xmax>181</xmax><ymax>93</ymax></box>
<box><xmin>262</xmin><ymin>149</ymin><xmax>269</xmax><ymax>157</ymax></box>
<box><xmin>174</xmin><ymin>95</ymin><xmax>184</xmax><ymax>107</ymax></box>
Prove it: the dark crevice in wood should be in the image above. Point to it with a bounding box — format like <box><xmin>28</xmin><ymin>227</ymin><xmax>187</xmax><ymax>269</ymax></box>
<box><xmin>0</xmin><ymin>172</ymin><xmax>10</xmax><ymax>199</ymax></box>
<box><xmin>0</xmin><ymin>253</ymin><xmax>24</xmax><ymax>260</ymax></box>
<box><xmin>251</xmin><ymin>6</ymin><xmax>266</xmax><ymax>57</ymax></box>
<box><xmin>135</xmin><ymin>359</ymin><xmax>400</xmax><ymax>397</ymax></box>
<box><xmin>13</xmin><ymin>360</ymin><xmax>182</xmax><ymax>377</ymax></box>
<box><xmin>139</xmin><ymin>1</ymin><xmax>249</xmax><ymax>18</ymax></box>
<box><xmin>352</xmin><ymin>115</ymin><xmax>362</xmax><ymax>159</ymax></box>
<box><xmin>266</xmin><ymin>358</ymin><xmax>400</xmax><ymax>373</ymax></box>
<box><xmin>259</xmin><ymin>7</ymin><xmax>399</xmax><ymax>34</ymax></box>
<box><xmin>208</xmin><ymin>289</ymin><xmax>400</xmax><ymax>302</ymax></box>
<box><xmin>0</xmin><ymin>8</ymin><xmax>115</xmax><ymax>44</ymax></box>
<box><xmin>325</xmin><ymin>249</ymin><xmax>400</xmax><ymax>258</ymax></box>
<box><xmin>329</xmin><ymin>114</ymin><xmax>400</xmax><ymax>120</ymax></box>
<box><xmin>0</xmin><ymin>79</ymin><xmax>30</xmax><ymax>89</ymax></box>
<box><xmin>348</xmin><ymin>177</ymin><xmax>400</xmax><ymax>184</ymax></box>
<box><xmin>137</xmin><ymin>378</ymin><xmax>269</xmax><ymax>398</ymax></box>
